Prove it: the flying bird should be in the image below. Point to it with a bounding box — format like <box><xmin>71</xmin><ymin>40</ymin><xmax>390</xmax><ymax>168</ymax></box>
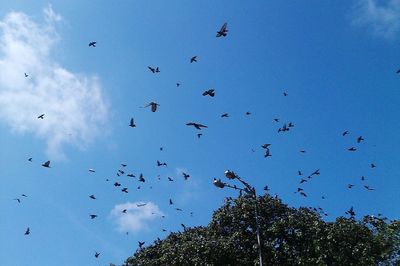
<box><xmin>342</xmin><ymin>131</ymin><xmax>349</xmax><ymax>136</ymax></box>
<box><xmin>88</xmin><ymin>41</ymin><xmax>96</xmax><ymax>47</ymax></box>
<box><xmin>89</xmin><ymin>214</ymin><xmax>98</xmax><ymax>219</ymax></box>
<box><xmin>143</xmin><ymin>102</ymin><xmax>160</xmax><ymax>112</ymax></box>
<box><xmin>129</xmin><ymin>118</ymin><xmax>136</xmax><ymax>128</ymax></box>
<box><xmin>348</xmin><ymin>147</ymin><xmax>357</xmax><ymax>151</ymax></box>
<box><xmin>13</xmin><ymin>198</ymin><xmax>21</xmax><ymax>203</ymax></box>
<box><xmin>42</xmin><ymin>160</ymin><xmax>51</xmax><ymax>168</ymax></box>
<box><xmin>186</xmin><ymin>122</ymin><xmax>208</xmax><ymax>130</ymax></box>
<box><xmin>182</xmin><ymin>172</ymin><xmax>190</xmax><ymax>180</ymax></box>
<box><xmin>137</xmin><ymin>203</ymin><xmax>147</xmax><ymax>207</ymax></box>
<box><xmin>347</xmin><ymin>184</ymin><xmax>354</xmax><ymax>189</ymax></box>
<box><xmin>157</xmin><ymin>160</ymin><xmax>167</xmax><ymax>167</ymax></box>
<box><xmin>37</xmin><ymin>114</ymin><xmax>45</xmax><ymax>119</ymax></box>
<box><xmin>371</xmin><ymin>163</ymin><xmax>376</xmax><ymax>168</ymax></box>
<box><xmin>28</xmin><ymin>157</ymin><xmax>32</xmax><ymax>162</ymax></box>
<box><xmin>168</xmin><ymin>176</ymin><xmax>174</xmax><ymax>181</ymax></box>
<box><xmin>197</xmin><ymin>133</ymin><xmax>202</xmax><ymax>138</ymax></box>
<box><xmin>190</xmin><ymin>56</ymin><xmax>197</xmax><ymax>63</ymax></box>
<box><xmin>357</xmin><ymin>136</ymin><xmax>364</xmax><ymax>143</ymax></box>
<box><xmin>122</xmin><ymin>209</ymin><xmax>127</xmax><ymax>213</ymax></box>
<box><xmin>114</xmin><ymin>182</ymin><xmax>121</xmax><ymax>187</ymax></box>
<box><xmin>121</xmin><ymin>188</ymin><xmax>129</xmax><ymax>193</ymax></box>
<box><xmin>138</xmin><ymin>241</ymin><xmax>145</xmax><ymax>248</ymax></box>
<box><xmin>169</xmin><ymin>199</ymin><xmax>173</xmax><ymax>205</ymax></box>
<box><xmin>25</xmin><ymin>227</ymin><xmax>30</xmax><ymax>235</ymax></box>
<box><xmin>216</xmin><ymin>22</ymin><xmax>228</xmax><ymax>37</ymax></box>
<box><xmin>89</xmin><ymin>169</ymin><xmax>95</xmax><ymax>173</ymax></box>
<box><xmin>245</xmin><ymin>112</ymin><xmax>251</xmax><ymax>115</ymax></box>
<box><xmin>94</xmin><ymin>252</ymin><xmax>100</xmax><ymax>258</ymax></box>
<box><xmin>148</xmin><ymin>66</ymin><xmax>156</xmax><ymax>73</ymax></box>
<box><xmin>138</xmin><ymin>174</ymin><xmax>145</xmax><ymax>182</ymax></box>
<box><xmin>127</xmin><ymin>173</ymin><xmax>135</xmax><ymax>178</ymax></box>
<box><xmin>273</xmin><ymin>118</ymin><xmax>279</xmax><ymax>122</ymax></box>
<box><xmin>283</xmin><ymin>92</ymin><xmax>288</xmax><ymax>96</ymax></box>
<box><xmin>221</xmin><ymin>113</ymin><xmax>229</xmax><ymax>118</ymax></box>
<box><xmin>364</xmin><ymin>185</ymin><xmax>375</xmax><ymax>191</ymax></box>
<box><xmin>24</xmin><ymin>73</ymin><xmax>28</xmax><ymax>78</ymax></box>
<box><xmin>202</xmin><ymin>89</ymin><xmax>215</xmax><ymax>97</ymax></box>
<box><xmin>89</xmin><ymin>195</ymin><xmax>96</xmax><ymax>200</ymax></box>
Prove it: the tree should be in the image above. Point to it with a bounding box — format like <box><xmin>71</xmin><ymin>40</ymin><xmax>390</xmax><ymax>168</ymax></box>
<box><xmin>124</xmin><ymin>194</ymin><xmax>400</xmax><ymax>265</ymax></box>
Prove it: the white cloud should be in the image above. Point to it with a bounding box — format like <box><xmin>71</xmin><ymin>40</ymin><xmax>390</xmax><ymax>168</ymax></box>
<box><xmin>0</xmin><ymin>6</ymin><xmax>108</xmax><ymax>159</ymax></box>
<box><xmin>110</xmin><ymin>201</ymin><xmax>164</xmax><ymax>233</ymax></box>
<box><xmin>353</xmin><ymin>0</ymin><xmax>400</xmax><ymax>38</ymax></box>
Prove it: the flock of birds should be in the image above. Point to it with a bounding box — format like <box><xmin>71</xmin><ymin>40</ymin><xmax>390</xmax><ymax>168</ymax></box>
<box><xmin>14</xmin><ymin>22</ymin><xmax>230</xmax><ymax>262</ymax></box>
<box><xmin>12</xmin><ymin>19</ymin><xmax>383</xmax><ymax>263</ymax></box>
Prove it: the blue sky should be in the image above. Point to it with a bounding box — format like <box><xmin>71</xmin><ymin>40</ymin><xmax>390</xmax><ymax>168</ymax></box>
<box><xmin>0</xmin><ymin>1</ymin><xmax>399</xmax><ymax>265</ymax></box>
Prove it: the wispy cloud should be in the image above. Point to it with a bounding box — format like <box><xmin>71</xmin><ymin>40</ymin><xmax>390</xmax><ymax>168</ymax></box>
<box><xmin>110</xmin><ymin>202</ymin><xmax>164</xmax><ymax>233</ymax></box>
<box><xmin>0</xmin><ymin>6</ymin><xmax>108</xmax><ymax>159</ymax></box>
<box><xmin>352</xmin><ymin>0</ymin><xmax>400</xmax><ymax>39</ymax></box>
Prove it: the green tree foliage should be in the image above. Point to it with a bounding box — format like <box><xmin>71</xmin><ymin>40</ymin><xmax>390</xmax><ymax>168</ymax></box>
<box><xmin>125</xmin><ymin>194</ymin><xmax>400</xmax><ymax>265</ymax></box>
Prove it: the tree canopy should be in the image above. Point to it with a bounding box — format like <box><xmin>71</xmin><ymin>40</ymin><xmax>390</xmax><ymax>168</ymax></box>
<box><xmin>125</xmin><ymin>194</ymin><xmax>400</xmax><ymax>266</ymax></box>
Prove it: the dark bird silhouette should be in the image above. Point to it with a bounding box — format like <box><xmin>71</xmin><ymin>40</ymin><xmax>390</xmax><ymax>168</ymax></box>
<box><xmin>273</xmin><ymin>118</ymin><xmax>279</xmax><ymax>122</ymax></box>
<box><xmin>245</xmin><ymin>112</ymin><xmax>251</xmax><ymax>115</ymax></box>
<box><xmin>186</xmin><ymin>122</ymin><xmax>208</xmax><ymax>130</ymax></box>
<box><xmin>348</xmin><ymin>147</ymin><xmax>357</xmax><ymax>151</ymax></box>
<box><xmin>197</xmin><ymin>133</ymin><xmax>202</xmax><ymax>138</ymax></box>
<box><xmin>129</xmin><ymin>118</ymin><xmax>136</xmax><ymax>128</ymax></box>
<box><xmin>114</xmin><ymin>182</ymin><xmax>121</xmax><ymax>187</ymax></box>
<box><xmin>89</xmin><ymin>168</ymin><xmax>95</xmax><ymax>173</ymax></box>
<box><xmin>24</xmin><ymin>73</ymin><xmax>28</xmax><ymax>78</ymax></box>
<box><xmin>127</xmin><ymin>173</ymin><xmax>135</xmax><ymax>178</ymax></box>
<box><xmin>118</xmin><ymin>169</ymin><xmax>125</xmax><ymax>175</ymax></box>
<box><xmin>25</xmin><ymin>227</ymin><xmax>30</xmax><ymax>235</ymax></box>
<box><xmin>202</xmin><ymin>89</ymin><xmax>215</xmax><ymax>97</ymax></box>
<box><xmin>138</xmin><ymin>174</ymin><xmax>145</xmax><ymax>182</ymax></box>
<box><xmin>263</xmin><ymin>185</ymin><xmax>269</xmax><ymax>191</ymax></box>
<box><xmin>298</xmin><ymin>171</ymin><xmax>302</xmax><ymax>176</ymax></box>
<box><xmin>14</xmin><ymin>198</ymin><xmax>21</xmax><ymax>203</ymax></box>
<box><xmin>347</xmin><ymin>184</ymin><xmax>354</xmax><ymax>189</ymax></box>
<box><xmin>181</xmin><ymin>224</ymin><xmax>187</xmax><ymax>230</ymax></box>
<box><xmin>21</xmin><ymin>194</ymin><xmax>27</xmax><ymax>197</ymax></box>
<box><xmin>175</xmin><ymin>208</ymin><xmax>183</xmax><ymax>211</ymax></box>
<box><xmin>346</xmin><ymin>207</ymin><xmax>355</xmax><ymax>217</ymax></box>
<box><xmin>176</xmin><ymin>83</ymin><xmax>180</xmax><ymax>87</ymax></box>
<box><xmin>300</xmin><ymin>150</ymin><xmax>306</xmax><ymax>153</ymax></box>
<box><xmin>122</xmin><ymin>209</ymin><xmax>127</xmax><ymax>213</ymax></box>
<box><xmin>138</xmin><ymin>241</ymin><xmax>145</xmax><ymax>248</ymax></box>
<box><xmin>371</xmin><ymin>163</ymin><xmax>376</xmax><ymax>168</ymax></box>
<box><xmin>143</xmin><ymin>102</ymin><xmax>160</xmax><ymax>112</ymax></box>
<box><xmin>121</xmin><ymin>164</ymin><xmax>127</xmax><ymax>167</ymax></box>
<box><xmin>168</xmin><ymin>176</ymin><xmax>174</xmax><ymax>181</ymax></box>
<box><xmin>38</xmin><ymin>114</ymin><xmax>45</xmax><ymax>119</ymax></box>
<box><xmin>357</xmin><ymin>136</ymin><xmax>364</xmax><ymax>143</ymax></box>
<box><xmin>216</xmin><ymin>22</ymin><xmax>228</xmax><ymax>37</ymax></box>
<box><xmin>28</xmin><ymin>157</ymin><xmax>32</xmax><ymax>162</ymax></box>
<box><xmin>169</xmin><ymin>199</ymin><xmax>173</xmax><ymax>205</ymax></box>
<box><xmin>182</xmin><ymin>172</ymin><xmax>190</xmax><ymax>180</ymax></box>
<box><xmin>89</xmin><ymin>195</ymin><xmax>96</xmax><ymax>200</ymax></box>
<box><xmin>361</xmin><ymin>176</ymin><xmax>365</xmax><ymax>181</ymax></box>
<box><xmin>94</xmin><ymin>252</ymin><xmax>100</xmax><ymax>258</ymax></box>
<box><xmin>264</xmin><ymin>148</ymin><xmax>271</xmax><ymax>158</ymax></box>
<box><xmin>342</xmin><ymin>131</ymin><xmax>349</xmax><ymax>136</ymax></box>
<box><xmin>190</xmin><ymin>56</ymin><xmax>197</xmax><ymax>63</ymax></box>
<box><xmin>121</xmin><ymin>188</ymin><xmax>128</xmax><ymax>193</ymax></box>
<box><xmin>300</xmin><ymin>178</ymin><xmax>307</xmax><ymax>184</ymax></box>
<box><xmin>261</xmin><ymin>144</ymin><xmax>271</xmax><ymax>149</ymax></box>
<box><xmin>89</xmin><ymin>214</ymin><xmax>98</xmax><ymax>219</ymax></box>
<box><xmin>288</xmin><ymin>122</ymin><xmax>294</xmax><ymax>128</ymax></box>
<box><xmin>221</xmin><ymin>113</ymin><xmax>229</xmax><ymax>118</ymax></box>
<box><xmin>299</xmin><ymin>191</ymin><xmax>307</xmax><ymax>197</ymax></box>
<box><xmin>42</xmin><ymin>160</ymin><xmax>51</xmax><ymax>168</ymax></box>
<box><xmin>364</xmin><ymin>185</ymin><xmax>375</xmax><ymax>191</ymax></box>
<box><xmin>311</xmin><ymin>169</ymin><xmax>320</xmax><ymax>176</ymax></box>
<box><xmin>137</xmin><ymin>203</ymin><xmax>147</xmax><ymax>207</ymax></box>
<box><xmin>148</xmin><ymin>66</ymin><xmax>156</xmax><ymax>73</ymax></box>
<box><xmin>397</xmin><ymin>69</ymin><xmax>400</xmax><ymax>74</ymax></box>
<box><xmin>283</xmin><ymin>92</ymin><xmax>288</xmax><ymax>96</ymax></box>
<box><xmin>157</xmin><ymin>160</ymin><xmax>167</xmax><ymax>167</ymax></box>
<box><xmin>89</xmin><ymin>41</ymin><xmax>96</xmax><ymax>47</ymax></box>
